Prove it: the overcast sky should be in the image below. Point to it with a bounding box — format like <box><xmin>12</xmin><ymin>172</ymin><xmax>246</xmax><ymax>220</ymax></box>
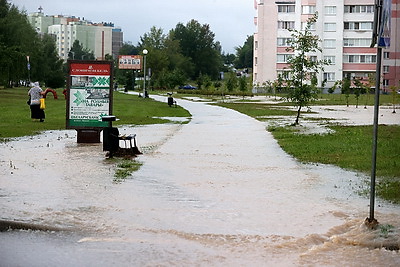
<box><xmin>11</xmin><ymin>0</ymin><xmax>256</xmax><ymax>54</ymax></box>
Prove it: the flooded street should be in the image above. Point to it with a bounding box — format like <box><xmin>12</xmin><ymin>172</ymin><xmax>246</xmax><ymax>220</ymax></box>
<box><xmin>1</xmin><ymin>96</ymin><xmax>399</xmax><ymax>266</ymax></box>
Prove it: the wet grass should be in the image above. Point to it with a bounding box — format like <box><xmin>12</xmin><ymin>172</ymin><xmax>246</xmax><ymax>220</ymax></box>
<box><xmin>113</xmin><ymin>159</ymin><xmax>142</xmax><ymax>183</ymax></box>
<box><xmin>0</xmin><ymin>87</ymin><xmax>191</xmax><ymax>140</ymax></box>
<box><xmin>216</xmin><ymin>102</ymin><xmax>297</xmax><ymax>117</ymax></box>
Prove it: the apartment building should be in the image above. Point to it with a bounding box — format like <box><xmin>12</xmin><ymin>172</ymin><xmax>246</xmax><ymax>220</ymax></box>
<box><xmin>253</xmin><ymin>0</ymin><xmax>400</xmax><ymax>92</ymax></box>
<box><xmin>28</xmin><ymin>8</ymin><xmax>123</xmax><ymax>61</ymax></box>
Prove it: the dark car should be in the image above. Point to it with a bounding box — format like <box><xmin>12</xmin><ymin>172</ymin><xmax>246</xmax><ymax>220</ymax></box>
<box><xmin>179</xmin><ymin>84</ymin><xmax>197</xmax><ymax>90</ymax></box>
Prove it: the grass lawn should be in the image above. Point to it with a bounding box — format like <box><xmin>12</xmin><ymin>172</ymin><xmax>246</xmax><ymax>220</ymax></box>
<box><xmin>0</xmin><ymin>87</ymin><xmax>191</xmax><ymax>140</ymax></box>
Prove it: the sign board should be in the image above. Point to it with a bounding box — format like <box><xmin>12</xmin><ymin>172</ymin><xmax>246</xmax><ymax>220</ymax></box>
<box><xmin>378</xmin><ymin>0</ymin><xmax>391</xmax><ymax>48</ymax></box>
<box><xmin>66</xmin><ymin>60</ymin><xmax>113</xmax><ymax>129</ymax></box>
<box><xmin>118</xmin><ymin>55</ymin><xmax>143</xmax><ymax>70</ymax></box>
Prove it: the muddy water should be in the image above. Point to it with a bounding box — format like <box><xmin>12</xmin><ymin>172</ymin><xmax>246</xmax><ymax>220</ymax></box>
<box><xmin>0</xmin><ymin>96</ymin><xmax>399</xmax><ymax>266</ymax></box>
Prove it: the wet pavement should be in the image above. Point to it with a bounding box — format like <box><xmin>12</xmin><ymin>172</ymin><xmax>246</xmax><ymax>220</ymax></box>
<box><xmin>0</xmin><ymin>94</ymin><xmax>399</xmax><ymax>266</ymax></box>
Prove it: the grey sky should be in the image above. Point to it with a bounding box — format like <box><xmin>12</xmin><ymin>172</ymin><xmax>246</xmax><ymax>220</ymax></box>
<box><xmin>10</xmin><ymin>0</ymin><xmax>256</xmax><ymax>53</ymax></box>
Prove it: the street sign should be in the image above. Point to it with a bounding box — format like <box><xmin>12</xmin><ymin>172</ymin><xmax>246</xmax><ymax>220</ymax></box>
<box><xmin>118</xmin><ymin>55</ymin><xmax>143</xmax><ymax>70</ymax></box>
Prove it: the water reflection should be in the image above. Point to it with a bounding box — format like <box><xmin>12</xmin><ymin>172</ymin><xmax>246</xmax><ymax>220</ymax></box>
<box><xmin>0</xmin><ymin>97</ymin><xmax>398</xmax><ymax>266</ymax></box>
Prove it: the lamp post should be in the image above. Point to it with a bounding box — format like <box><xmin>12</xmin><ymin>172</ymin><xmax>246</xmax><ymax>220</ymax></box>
<box><xmin>142</xmin><ymin>49</ymin><xmax>148</xmax><ymax>98</ymax></box>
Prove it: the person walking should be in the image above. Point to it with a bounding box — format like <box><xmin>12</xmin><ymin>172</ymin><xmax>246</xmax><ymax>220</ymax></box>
<box><xmin>28</xmin><ymin>82</ymin><xmax>45</xmax><ymax>122</ymax></box>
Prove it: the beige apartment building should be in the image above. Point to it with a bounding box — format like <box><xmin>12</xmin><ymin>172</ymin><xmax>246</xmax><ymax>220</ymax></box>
<box><xmin>28</xmin><ymin>8</ymin><xmax>123</xmax><ymax>61</ymax></box>
<box><xmin>253</xmin><ymin>0</ymin><xmax>400</xmax><ymax>92</ymax></box>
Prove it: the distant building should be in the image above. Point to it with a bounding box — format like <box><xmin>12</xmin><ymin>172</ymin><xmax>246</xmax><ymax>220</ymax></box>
<box><xmin>27</xmin><ymin>7</ymin><xmax>123</xmax><ymax>61</ymax></box>
<box><xmin>253</xmin><ymin>0</ymin><xmax>400</xmax><ymax>92</ymax></box>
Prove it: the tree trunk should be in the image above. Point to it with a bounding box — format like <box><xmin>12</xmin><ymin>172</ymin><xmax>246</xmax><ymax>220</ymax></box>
<box><xmin>295</xmin><ymin>106</ymin><xmax>302</xmax><ymax>125</ymax></box>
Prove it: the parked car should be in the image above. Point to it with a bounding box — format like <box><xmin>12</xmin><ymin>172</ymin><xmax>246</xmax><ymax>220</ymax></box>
<box><xmin>179</xmin><ymin>84</ymin><xmax>197</xmax><ymax>90</ymax></box>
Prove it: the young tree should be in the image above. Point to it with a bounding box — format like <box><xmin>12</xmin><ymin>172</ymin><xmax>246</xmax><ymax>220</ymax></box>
<box><xmin>225</xmin><ymin>71</ymin><xmax>237</xmax><ymax>93</ymax></box>
<box><xmin>285</xmin><ymin>13</ymin><xmax>330</xmax><ymax>125</ymax></box>
<box><xmin>353</xmin><ymin>77</ymin><xmax>368</xmax><ymax>108</ymax></box>
<box><xmin>342</xmin><ymin>77</ymin><xmax>351</xmax><ymax>107</ymax></box>
<box><xmin>238</xmin><ymin>76</ymin><xmax>248</xmax><ymax>99</ymax></box>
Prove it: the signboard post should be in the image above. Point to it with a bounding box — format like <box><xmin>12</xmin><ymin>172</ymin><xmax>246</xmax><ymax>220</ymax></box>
<box><xmin>66</xmin><ymin>60</ymin><xmax>113</xmax><ymax>143</ymax></box>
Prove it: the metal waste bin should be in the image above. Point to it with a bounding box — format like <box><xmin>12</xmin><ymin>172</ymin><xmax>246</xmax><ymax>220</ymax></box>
<box><xmin>102</xmin><ymin>116</ymin><xmax>119</xmax><ymax>156</ymax></box>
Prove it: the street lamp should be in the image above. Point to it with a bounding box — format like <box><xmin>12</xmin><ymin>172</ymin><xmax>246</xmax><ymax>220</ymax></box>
<box><xmin>142</xmin><ymin>49</ymin><xmax>148</xmax><ymax>98</ymax></box>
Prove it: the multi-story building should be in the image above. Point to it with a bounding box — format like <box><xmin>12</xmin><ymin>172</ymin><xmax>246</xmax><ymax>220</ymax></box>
<box><xmin>253</xmin><ymin>0</ymin><xmax>400</xmax><ymax>92</ymax></box>
<box><xmin>28</xmin><ymin>7</ymin><xmax>123</xmax><ymax>61</ymax></box>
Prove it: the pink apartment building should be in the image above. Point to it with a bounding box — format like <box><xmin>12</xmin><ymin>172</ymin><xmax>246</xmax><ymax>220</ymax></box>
<box><xmin>253</xmin><ymin>0</ymin><xmax>400</xmax><ymax>92</ymax></box>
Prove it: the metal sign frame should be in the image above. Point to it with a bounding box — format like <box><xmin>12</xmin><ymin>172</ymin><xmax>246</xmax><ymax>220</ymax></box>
<box><xmin>66</xmin><ymin>60</ymin><xmax>114</xmax><ymax>129</ymax></box>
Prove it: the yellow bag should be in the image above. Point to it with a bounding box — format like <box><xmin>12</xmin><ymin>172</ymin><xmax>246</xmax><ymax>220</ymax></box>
<box><xmin>40</xmin><ymin>98</ymin><xmax>45</xmax><ymax>109</ymax></box>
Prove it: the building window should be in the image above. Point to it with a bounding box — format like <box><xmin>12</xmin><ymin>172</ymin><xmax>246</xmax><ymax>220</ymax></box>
<box><xmin>344</xmin><ymin>22</ymin><xmax>373</xmax><ymax>30</ymax></box>
<box><xmin>278</xmin><ymin>5</ymin><xmax>295</xmax><ymax>13</ymax></box>
<box><xmin>309</xmin><ymin>56</ymin><xmax>317</xmax><ymax>62</ymax></box>
<box><xmin>278</xmin><ymin>21</ymin><xmax>295</xmax><ymax>30</ymax></box>
<box><xmin>344</xmin><ymin>55</ymin><xmax>376</xmax><ymax>63</ymax></box>
<box><xmin>324</xmin><ymin>56</ymin><xmax>336</xmax><ymax>64</ymax></box>
<box><xmin>325</xmin><ymin>6</ymin><xmax>337</xmax><ymax>15</ymax></box>
<box><xmin>344</xmin><ymin>5</ymin><xmax>374</xmax><ymax>13</ymax></box>
<box><xmin>324</xmin><ymin>23</ymin><xmax>336</xmax><ymax>32</ymax></box>
<box><xmin>302</xmin><ymin>5</ymin><xmax>316</xmax><ymax>14</ymax></box>
<box><xmin>323</xmin><ymin>72</ymin><xmax>336</xmax><ymax>81</ymax></box>
<box><xmin>324</xmin><ymin>39</ymin><xmax>336</xmax><ymax>48</ymax></box>
<box><xmin>255</xmin><ymin>41</ymin><xmax>258</xmax><ymax>50</ymax></box>
<box><xmin>277</xmin><ymin>54</ymin><xmax>293</xmax><ymax>63</ymax></box>
<box><xmin>383</xmin><ymin>66</ymin><xmax>389</xmax><ymax>73</ymax></box>
<box><xmin>343</xmin><ymin>38</ymin><xmax>372</xmax><ymax>47</ymax></box>
<box><xmin>384</xmin><ymin>52</ymin><xmax>390</xmax><ymax>59</ymax></box>
<box><xmin>383</xmin><ymin>79</ymin><xmax>389</xmax><ymax>87</ymax></box>
<box><xmin>255</xmin><ymin>57</ymin><xmax>258</xmax><ymax>66</ymax></box>
<box><xmin>277</xmin><ymin>38</ymin><xmax>292</xmax><ymax>47</ymax></box>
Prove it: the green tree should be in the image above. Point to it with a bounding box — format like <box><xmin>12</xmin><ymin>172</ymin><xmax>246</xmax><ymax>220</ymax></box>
<box><xmin>352</xmin><ymin>77</ymin><xmax>368</xmax><ymax>108</ymax></box>
<box><xmin>138</xmin><ymin>27</ymin><xmax>169</xmax><ymax>88</ymax></box>
<box><xmin>225</xmin><ymin>71</ymin><xmax>237</xmax><ymax>92</ymax></box>
<box><xmin>37</xmin><ymin>34</ymin><xmax>65</xmax><ymax>88</ymax></box>
<box><xmin>342</xmin><ymin>77</ymin><xmax>351</xmax><ymax>107</ymax></box>
<box><xmin>235</xmin><ymin>35</ymin><xmax>253</xmax><ymax>69</ymax></box>
<box><xmin>68</xmin><ymin>40</ymin><xmax>95</xmax><ymax>60</ymax></box>
<box><xmin>238</xmin><ymin>76</ymin><xmax>248</xmax><ymax>98</ymax></box>
<box><xmin>171</xmin><ymin>20</ymin><xmax>222</xmax><ymax>80</ymax></box>
<box><xmin>285</xmin><ymin>13</ymin><xmax>329</xmax><ymax>125</ymax></box>
<box><xmin>0</xmin><ymin>0</ymin><xmax>38</xmax><ymax>86</ymax></box>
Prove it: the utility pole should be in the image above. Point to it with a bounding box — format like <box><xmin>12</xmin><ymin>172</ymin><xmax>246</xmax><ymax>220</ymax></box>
<box><xmin>366</xmin><ymin>0</ymin><xmax>391</xmax><ymax>228</ymax></box>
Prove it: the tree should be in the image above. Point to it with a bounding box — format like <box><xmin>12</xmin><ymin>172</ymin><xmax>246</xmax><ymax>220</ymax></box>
<box><xmin>68</xmin><ymin>40</ymin><xmax>95</xmax><ymax>60</ymax></box>
<box><xmin>285</xmin><ymin>13</ymin><xmax>329</xmax><ymax>125</ymax></box>
<box><xmin>0</xmin><ymin>0</ymin><xmax>38</xmax><ymax>86</ymax></box>
<box><xmin>37</xmin><ymin>34</ymin><xmax>65</xmax><ymax>88</ymax></box>
<box><xmin>138</xmin><ymin>27</ymin><xmax>169</xmax><ymax>87</ymax></box>
<box><xmin>342</xmin><ymin>77</ymin><xmax>351</xmax><ymax>107</ymax></box>
<box><xmin>352</xmin><ymin>77</ymin><xmax>368</xmax><ymax>108</ymax></box>
<box><xmin>171</xmin><ymin>20</ymin><xmax>222</xmax><ymax>80</ymax></box>
<box><xmin>0</xmin><ymin>1</ymin><xmax>64</xmax><ymax>87</ymax></box>
<box><xmin>238</xmin><ymin>76</ymin><xmax>248</xmax><ymax>98</ymax></box>
<box><xmin>225</xmin><ymin>71</ymin><xmax>237</xmax><ymax>92</ymax></box>
<box><xmin>235</xmin><ymin>35</ymin><xmax>253</xmax><ymax>69</ymax></box>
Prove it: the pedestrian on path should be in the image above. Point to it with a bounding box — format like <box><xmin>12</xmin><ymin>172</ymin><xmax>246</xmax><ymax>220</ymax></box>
<box><xmin>28</xmin><ymin>81</ymin><xmax>45</xmax><ymax>122</ymax></box>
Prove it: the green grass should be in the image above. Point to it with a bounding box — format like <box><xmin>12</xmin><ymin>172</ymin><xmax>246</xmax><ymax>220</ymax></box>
<box><xmin>113</xmin><ymin>159</ymin><xmax>142</xmax><ymax>183</ymax></box>
<box><xmin>215</xmin><ymin>102</ymin><xmax>297</xmax><ymax>117</ymax></box>
<box><xmin>0</xmin><ymin>87</ymin><xmax>191</xmax><ymax>140</ymax></box>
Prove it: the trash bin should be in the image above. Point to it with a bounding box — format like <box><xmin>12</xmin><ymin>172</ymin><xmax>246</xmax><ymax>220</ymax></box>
<box><xmin>102</xmin><ymin>116</ymin><xmax>119</xmax><ymax>156</ymax></box>
<box><xmin>168</xmin><ymin>96</ymin><xmax>174</xmax><ymax>107</ymax></box>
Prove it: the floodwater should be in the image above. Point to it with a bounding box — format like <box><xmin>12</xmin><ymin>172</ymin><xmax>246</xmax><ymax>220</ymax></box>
<box><xmin>0</xmin><ymin>95</ymin><xmax>399</xmax><ymax>266</ymax></box>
